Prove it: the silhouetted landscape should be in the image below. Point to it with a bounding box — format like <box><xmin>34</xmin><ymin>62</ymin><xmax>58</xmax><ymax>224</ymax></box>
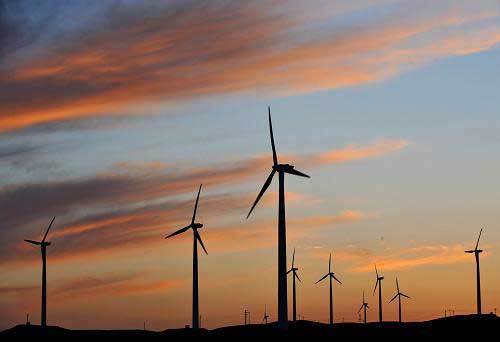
<box><xmin>2</xmin><ymin>314</ymin><xmax>499</xmax><ymax>339</ymax></box>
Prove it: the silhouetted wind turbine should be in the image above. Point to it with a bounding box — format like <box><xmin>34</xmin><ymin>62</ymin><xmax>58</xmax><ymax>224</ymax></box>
<box><xmin>315</xmin><ymin>253</ymin><xmax>342</xmax><ymax>325</ymax></box>
<box><xmin>373</xmin><ymin>264</ymin><xmax>384</xmax><ymax>322</ymax></box>
<box><xmin>247</xmin><ymin>107</ymin><xmax>310</xmax><ymax>328</ymax></box>
<box><xmin>465</xmin><ymin>228</ymin><xmax>484</xmax><ymax>315</ymax></box>
<box><xmin>358</xmin><ymin>290</ymin><xmax>369</xmax><ymax>323</ymax></box>
<box><xmin>165</xmin><ymin>185</ymin><xmax>207</xmax><ymax>329</ymax></box>
<box><xmin>287</xmin><ymin>248</ymin><xmax>301</xmax><ymax>322</ymax></box>
<box><xmin>262</xmin><ymin>305</ymin><xmax>269</xmax><ymax>324</ymax></box>
<box><xmin>388</xmin><ymin>278</ymin><xmax>411</xmax><ymax>323</ymax></box>
<box><xmin>24</xmin><ymin>216</ymin><xmax>56</xmax><ymax>328</ymax></box>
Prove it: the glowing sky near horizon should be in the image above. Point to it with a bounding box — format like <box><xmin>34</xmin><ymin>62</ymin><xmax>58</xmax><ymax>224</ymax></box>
<box><xmin>1</xmin><ymin>0</ymin><xmax>500</xmax><ymax>330</ymax></box>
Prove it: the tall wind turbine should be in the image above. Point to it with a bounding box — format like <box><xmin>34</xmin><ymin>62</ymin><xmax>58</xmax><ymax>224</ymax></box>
<box><xmin>465</xmin><ymin>228</ymin><xmax>484</xmax><ymax>315</ymax></box>
<box><xmin>24</xmin><ymin>216</ymin><xmax>56</xmax><ymax>328</ymax></box>
<box><xmin>262</xmin><ymin>305</ymin><xmax>270</xmax><ymax>324</ymax></box>
<box><xmin>247</xmin><ymin>107</ymin><xmax>310</xmax><ymax>328</ymax></box>
<box><xmin>388</xmin><ymin>278</ymin><xmax>411</xmax><ymax>323</ymax></box>
<box><xmin>165</xmin><ymin>185</ymin><xmax>207</xmax><ymax>329</ymax></box>
<box><xmin>358</xmin><ymin>290</ymin><xmax>369</xmax><ymax>323</ymax></box>
<box><xmin>315</xmin><ymin>253</ymin><xmax>342</xmax><ymax>325</ymax></box>
<box><xmin>373</xmin><ymin>264</ymin><xmax>384</xmax><ymax>322</ymax></box>
<box><xmin>287</xmin><ymin>248</ymin><xmax>301</xmax><ymax>322</ymax></box>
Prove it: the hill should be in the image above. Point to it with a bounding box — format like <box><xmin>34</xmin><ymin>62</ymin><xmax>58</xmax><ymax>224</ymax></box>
<box><xmin>1</xmin><ymin>314</ymin><xmax>498</xmax><ymax>339</ymax></box>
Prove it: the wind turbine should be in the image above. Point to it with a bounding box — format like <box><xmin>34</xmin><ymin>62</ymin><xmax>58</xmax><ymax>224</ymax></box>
<box><xmin>373</xmin><ymin>264</ymin><xmax>384</xmax><ymax>322</ymax></box>
<box><xmin>465</xmin><ymin>228</ymin><xmax>484</xmax><ymax>315</ymax></box>
<box><xmin>247</xmin><ymin>107</ymin><xmax>310</xmax><ymax>328</ymax></box>
<box><xmin>24</xmin><ymin>216</ymin><xmax>56</xmax><ymax>328</ymax></box>
<box><xmin>358</xmin><ymin>290</ymin><xmax>369</xmax><ymax>324</ymax></box>
<box><xmin>388</xmin><ymin>278</ymin><xmax>411</xmax><ymax>323</ymax></box>
<box><xmin>165</xmin><ymin>185</ymin><xmax>207</xmax><ymax>329</ymax></box>
<box><xmin>262</xmin><ymin>305</ymin><xmax>270</xmax><ymax>324</ymax></box>
<box><xmin>287</xmin><ymin>248</ymin><xmax>301</xmax><ymax>322</ymax></box>
<box><xmin>315</xmin><ymin>253</ymin><xmax>342</xmax><ymax>325</ymax></box>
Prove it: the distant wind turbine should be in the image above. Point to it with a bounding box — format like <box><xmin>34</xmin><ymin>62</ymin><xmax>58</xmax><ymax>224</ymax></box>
<box><xmin>388</xmin><ymin>278</ymin><xmax>411</xmax><ymax>323</ymax></box>
<box><xmin>287</xmin><ymin>248</ymin><xmax>301</xmax><ymax>322</ymax></box>
<box><xmin>358</xmin><ymin>290</ymin><xmax>369</xmax><ymax>323</ymax></box>
<box><xmin>24</xmin><ymin>216</ymin><xmax>56</xmax><ymax>328</ymax></box>
<box><xmin>247</xmin><ymin>107</ymin><xmax>310</xmax><ymax>328</ymax></box>
<box><xmin>165</xmin><ymin>185</ymin><xmax>207</xmax><ymax>329</ymax></box>
<box><xmin>373</xmin><ymin>264</ymin><xmax>384</xmax><ymax>322</ymax></box>
<box><xmin>262</xmin><ymin>305</ymin><xmax>270</xmax><ymax>324</ymax></box>
<box><xmin>465</xmin><ymin>228</ymin><xmax>484</xmax><ymax>315</ymax></box>
<box><xmin>315</xmin><ymin>253</ymin><xmax>342</xmax><ymax>325</ymax></box>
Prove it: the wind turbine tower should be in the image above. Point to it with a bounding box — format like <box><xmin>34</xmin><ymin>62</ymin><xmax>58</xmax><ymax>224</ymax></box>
<box><xmin>388</xmin><ymin>278</ymin><xmax>411</xmax><ymax>323</ymax></box>
<box><xmin>287</xmin><ymin>248</ymin><xmax>301</xmax><ymax>322</ymax></box>
<box><xmin>165</xmin><ymin>185</ymin><xmax>207</xmax><ymax>329</ymax></box>
<box><xmin>24</xmin><ymin>216</ymin><xmax>56</xmax><ymax>328</ymax></box>
<box><xmin>373</xmin><ymin>265</ymin><xmax>384</xmax><ymax>323</ymax></box>
<box><xmin>465</xmin><ymin>228</ymin><xmax>484</xmax><ymax>315</ymax></box>
<box><xmin>359</xmin><ymin>290</ymin><xmax>369</xmax><ymax>323</ymax></box>
<box><xmin>315</xmin><ymin>253</ymin><xmax>342</xmax><ymax>325</ymax></box>
<box><xmin>247</xmin><ymin>107</ymin><xmax>310</xmax><ymax>328</ymax></box>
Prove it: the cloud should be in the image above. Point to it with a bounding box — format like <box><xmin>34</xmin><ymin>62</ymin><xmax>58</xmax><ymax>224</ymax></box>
<box><xmin>206</xmin><ymin>210</ymin><xmax>369</xmax><ymax>252</ymax></box>
<box><xmin>52</xmin><ymin>273</ymin><xmax>182</xmax><ymax>301</ymax></box>
<box><xmin>349</xmin><ymin>244</ymin><xmax>474</xmax><ymax>272</ymax></box>
<box><xmin>0</xmin><ymin>139</ymin><xmax>406</xmax><ymax>232</ymax></box>
<box><xmin>0</xmin><ymin>139</ymin><xmax>402</xmax><ymax>268</ymax></box>
<box><xmin>1</xmin><ymin>2</ymin><xmax>499</xmax><ymax>131</ymax></box>
<box><xmin>0</xmin><ymin>284</ymin><xmax>38</xmax><ymax>295</ymax></box>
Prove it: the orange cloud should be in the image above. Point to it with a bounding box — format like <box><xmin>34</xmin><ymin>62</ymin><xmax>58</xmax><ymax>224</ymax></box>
<box><xmin>349</xmin><ymin>244</ymin><xmax>475</xmax><ymax>272</ymax></box>
<box><xmin>1</xmin><ymin>3</ymin><xmax>499</xmax><ymax>131</ymax></box>
<box><xmin>306</xmin><ymin>139</ymin><xmax>409</xmax><ymax>166</ymax></box>
<box><xmin>52</xmin><ymin>274</ymin><xmax>183</xmax><ymax>302</ymax></box>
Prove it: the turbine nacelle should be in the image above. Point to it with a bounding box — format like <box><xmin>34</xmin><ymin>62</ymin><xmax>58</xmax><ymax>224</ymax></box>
<box><xmin>192</xmin><ymin>223</ymin><xmax>203</xmax><ymax>230</ymax></box>
<box><xmin>165</xmin><ymin>185</ymin><xmax>208</xmax><ymax>255</ymax></box>
<box><xmin>24</xmin><ymin>217</ymin><xmax>56</xmax><ymax>249</ymax></box>
<box><xmin>465</xmin><ymin>249</ymin><xmax>482</xmax><ymax>254</ymax></box>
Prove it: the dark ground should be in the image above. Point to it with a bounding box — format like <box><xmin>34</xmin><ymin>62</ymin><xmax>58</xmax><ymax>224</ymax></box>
<box><xmin>1</xmin><ymin>314</ymin><xmax>498</xmax><ymax>340</ymax></box>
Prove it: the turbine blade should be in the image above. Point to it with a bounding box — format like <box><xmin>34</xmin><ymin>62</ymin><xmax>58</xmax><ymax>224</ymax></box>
<box><xmin>191</xmin><ymin>184</ymin><xmax>202</xmax><ymax>224</ymax></box>
<box><xmin>284</xmin><ymin>167</ymin><xmax>310</xmax><ymax>178</ymax></box>
<box><xmin>268</xmin><ymin>107</ymin><xmax>278</xmax><ymax>166</ymax></box>
<box><xmin>396</xmin><ymin>278</ymin><xmax>399</xmax><ymax>292</ymax></box>
<box><xmin>295</xmin><ymin>272</ymin><xmax>301</xmax><ymax>283</ymax></box>
<box><xmin>375</xmin><ymin>264</ymin><xmax>379</xmax><ymax>278</ymax></box>
<box><xmin>475</xmin><ymin>228</ymin><xmax>483</xmax><ymax>250</ymax></box>
<box><xmin>332</xmin><ymin>274</ymin><xmax>342</xmax><ymax>284</ymax></box>
<box><xmin>363</xmin><ymin>290</ymin><xmax>365</xmax><ymax>303</ymax></box>
<box><xmin>359</xmin><ymin>305</ymin><xmax>364</xmax><ymax>313</ymax></box>
<box><xmin>24</xmin><ymin>239</ymin><xmax>41</xmax><ymax>245</ymax></box>
<box><xmin>373</xmin><ymin>279</ymin><xmax>379</xmax><ymax>295</ymax></box>
<box><xmin>389</xmin><ymin>294</ymin><xmax>398</xmax><ymax>303</ymax></box>
<box><xmin>292</xmin><ymin>248</ymin><xmax>295</xmax><ymax>268</ymax></box>
<box><xmin>287</xmin><ymin>269</ymin><xmax>293</xmax><ymax>275</ymax></box>
<box><xmin>465</xmin><ymin>250</ymin><xmax>475</xmax><ymax>253</ymax></box>
<box><xmin>42</xmin><ymin>216</ymin><xmax>56</xmax><ymax>242</ymax></box>
<box><xmin>246</xmin><ymin>170</ymin><xmax>276</xmax><ymax>218</ymax></box>
<box><xmin>194</xmin><ymin>229</ymin><xmax>208</xmax><ymax>254</ymax></box>
<box><xmin>165</xmin><ymin>225</ymin><xmax>191</xmax><ymax>239</ymax></box>
<box><xmin>401</xmin><ymin>293</ymin><xmax>411</xmax><ymax>299</ymax></box>
<box><xmin>315</xmin><ymin>273</ymin><xmax>328</xmax><ymax>284</ymax></box>
<box><xmin>329</xmin><ymin>253</ymin><xmax>331</xmax><ymax>273</ymax></box>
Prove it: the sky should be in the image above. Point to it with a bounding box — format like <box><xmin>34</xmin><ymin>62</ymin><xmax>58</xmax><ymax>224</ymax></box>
<box><xmin>1</xmin><ymin>0</ymin><xmax>500</xmax><ymax>330</ymax></box>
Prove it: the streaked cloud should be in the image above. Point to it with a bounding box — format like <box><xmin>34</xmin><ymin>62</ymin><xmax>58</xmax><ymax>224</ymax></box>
<box><xmin>349</xmin><ymin>244</ymin><xmax>475</xmax><ymax>272</ymax></box>
<box><xmin>1</xmin><ymin>1</ymin><xmax>499</xmax><ymax>131</ymax></box>
<box><xmin>0</xmin><ymin>139</ymin><xmax>407</xmax><ymax>232</ymax></box>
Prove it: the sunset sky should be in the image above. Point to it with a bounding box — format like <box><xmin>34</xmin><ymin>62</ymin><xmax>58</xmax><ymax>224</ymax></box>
<box><xmin>1</xmin><ymin>0</ymin><xmax>500</xmax><ymax>330</ymax></box>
